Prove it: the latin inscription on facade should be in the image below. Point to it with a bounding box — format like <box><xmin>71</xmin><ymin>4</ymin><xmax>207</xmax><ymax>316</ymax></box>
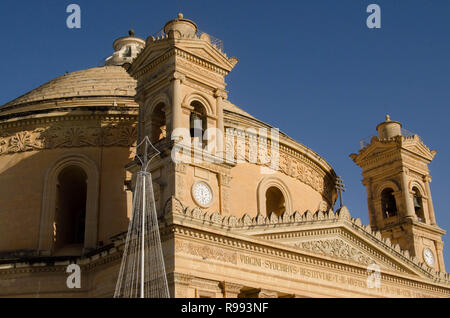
<box><xmin>176</xmin><ymin>240</ymin><xmax>436</xmax><ymax>297</ymax></box>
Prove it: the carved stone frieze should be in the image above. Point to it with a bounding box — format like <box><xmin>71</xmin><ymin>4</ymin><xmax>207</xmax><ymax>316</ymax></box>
<box><xmin>175</xmin><ymin>240</ymin><xmax>237</xmax><ymax>265</ymax></box>
<box><xmin>224</xmin><ymin>130</ymin><xmax>335</xmax><ymax>202</ymax></box>
<box><xmin>294</xmin><ymin>239</ymin><xmax>374</xmax><ymax>266</ymax></box>
<box><xmin>166</xmin><ymin>198</ymin><xmax>447</xmax><ymax>280</ymax></box>
<box><xmin>0</xmin><ymin>121</ymin><xmax>137</xmax><ymax>155</ymax></box>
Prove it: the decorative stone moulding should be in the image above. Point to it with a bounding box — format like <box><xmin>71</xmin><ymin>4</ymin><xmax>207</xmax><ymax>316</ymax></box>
<box><xmin>0</xmin><ymin>121</ymin><xmax>138</xmax><ymax>156</ymax></box>
<box><xmin>163</xmin><ymin>196</ymin><xmax>450</xmax><ymax>281</ymax></box>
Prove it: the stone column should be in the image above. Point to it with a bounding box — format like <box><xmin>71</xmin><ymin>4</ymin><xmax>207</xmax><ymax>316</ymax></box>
<box><xmin>135</xmin><ymin>94</ymin><xmax>145</xmax><ymax>144</ymax></box>
<box><xmin>171</xmin><ymin>72</ymin><xmax>185</xmax><ymax>141</ymax></box>
<box><xmin>214</xmin><ymin>89</ymin><xmax>227</xmax><ymax>157</ymax></box>
<box><xmin>401</xmin><ymin>170</ymin><xmax>415</xmax><ymax>219</ymax></box>
<box><xmin>371</xmin><ymin>198</ymin><xmax>383</xmax><ymax>229</ymax></box>
<box><xmin>220</xmin><ymin>282</ymin><xmax>243</xmax><ymax>298</ymax></box>
<box><xmin>423</xmin><ymin>175</ymin><xmax>437</xmax><ymax>225</ymax></box>
<box><xmin>363</xmin><ymin>178</ymin><xmax>377</xmax><ymax>227</ymax></box>
<box><xmin>218</xmin><ymin>173</ymin><xmax>232</xmax><ymax>215</ymax></box>
<box><xmin>435</xmin><ymin>241</ymin><xmax>446</xmax><ymax>273</ymax></box>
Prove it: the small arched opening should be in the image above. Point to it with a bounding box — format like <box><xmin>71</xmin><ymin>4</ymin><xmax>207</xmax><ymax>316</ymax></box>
<box><xmin>266</xmin><ymin>186</ymin><xmax>286</xmax><ymax>217</ymax></box>
<box><xmin>150</xmin><ymin>103</ymin><xmax>167</xmax><ymax>144</ymax></box>
<box><xmin>381</xmin><ymin>188</ymin><xmax>397</xmax><ymax>218</ymax></box>
<box><xmin>55</xmin><ymin>166</ymin><xmax>87</xmax><ymax>251</ymax></box>
<box><xmin>413</xmin><ymin>187</ymin><xmax>425</xmax><ymax>223</ymax></box>
<box><xmin>190</xmin><ymin>101</ymin><xmax>207</xmax><ymax>148</ymax></box>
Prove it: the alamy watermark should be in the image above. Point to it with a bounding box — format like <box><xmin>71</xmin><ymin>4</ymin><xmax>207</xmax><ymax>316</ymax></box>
<box><xmin>366</xmin><ymin>263</ymin><xmax>381</xmax><ymax>289</ymax></box>
<box><xmin>65</xmin><ymin>4</ymin><xmax>380</xmax><ymax>30</ymax></box>
<box><xmin>66</xmin><ymin>264</ymin><xmax>81</xmax><ymax>289</ymax></box>
<box><xmin>66</xmin><ymin>4</ymin><xmax>81</xmax><ymax>29</ymax></box>
<box><xmin>366</xmin><ymin>4</ymin><xmax>381</xmax><ymax>29</ymax></box>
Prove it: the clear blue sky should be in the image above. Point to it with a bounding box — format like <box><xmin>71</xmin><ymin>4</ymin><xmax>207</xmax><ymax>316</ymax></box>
<box><xmin>1</xmin><ymin>1</ymin><xmax>449</xmax><ymax>269</ymax></box>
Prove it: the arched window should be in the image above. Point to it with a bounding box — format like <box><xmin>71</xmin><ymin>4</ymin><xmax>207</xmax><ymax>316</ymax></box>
<box><xmin>190</xmin><ymin>101</ymin><xmax>207</xmax><ymax>148</ymax></box>
<box><xmin>266</xmin><ymin>186</ymin><xmax>286</xmax><ymax>217</ymax></box>
<box><xmin>150</xmin><ymin>103</ymin><xmax>167</xmax><ymax>144</ymax></box>
<box><xmin>39</xmin><ymin>154</ymin><xmax>99</xmax><ymax>256</ymax></box>
<box><xmin>413</xmin><ymin>187</ymin><xmax>425</xmax><ymax>223</ymax></box>
<box><xmin>381</xmin><ymin>188</ymin><xmax>397</xmax><ymax>218</ymax></box>
<box><xmin>55</xmin><ymin>166</ymin><xmax>87</xmax><ymax>251</ymax></box>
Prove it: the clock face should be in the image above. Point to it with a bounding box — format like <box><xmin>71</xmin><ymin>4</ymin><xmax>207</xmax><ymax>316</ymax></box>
<box><xmin>192</xmin><ymin>182</ymin><xmax>213</xmax><ymax>207</ymax></box>
<box><xmin>423</xmin><ymin>248</ymin><xmax>435</xmax><ymax>267</ymax></box>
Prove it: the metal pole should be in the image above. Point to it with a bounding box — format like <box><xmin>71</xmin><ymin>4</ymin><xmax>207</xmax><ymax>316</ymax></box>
<box><xmin>141</xmin><ymin>173</ymin><xmax>145</xmax><ymax>298</ymax></box>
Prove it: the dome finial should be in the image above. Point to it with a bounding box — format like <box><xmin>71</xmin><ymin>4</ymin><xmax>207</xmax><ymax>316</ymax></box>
<box><xmin>128</xmin><ymin>29</ymin><xmax>135</xmax><ymax>37</ymax></box>
<box><xmin>178</xmin><ymin>13</ymin><xmax>184</xmax><ymax>19</ymax></box>
<box><xmin>385</xmin><ymin>114</ymin><xmax>391</xmax><ymax>122</ymax></box>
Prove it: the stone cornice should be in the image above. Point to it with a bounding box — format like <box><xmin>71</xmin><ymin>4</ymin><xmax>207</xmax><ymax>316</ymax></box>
<box><xmin>0</xmin><ymin>96</ymin><xmax>138</xmax><ymax>118</ymax></box>
<box><xmin>0</xmin><ymin>111</ymin><xmax>138</xmax><ymax>129</ymax></box>
<box><xmin>0</xmin><ymin>245</ymin><xmax>122</xmax><ymax>276</ymax></box>
<box><xmin>130</xmin><ymin>47</ymin><xmax>230</xmax><ymax>80</ymax></box>
<box><xmin>175</xmin><ymin>48</ymin><xmax>230</xmax><ymax>75</ymax></box>
<box><xmin>1</xmin><ymin>205</ymin><xmax>449</xmax><ymax>296</ymax></box>
<box><xmin>351</xmin><ymin>135</ymin><xmax>436</xmax><ymax>168</ymax></box>
<box><xmin>164</xmin><ymin>198</ymin><xmax>450</xmax><ymax>283</ymax></box>
<box><xmin>410</xmin><ymin>221</ymin><xmax>446</xmax><ymax>236</ymax></box>
<box><xmin>171</xmin><ymin>221</ymin><xmax>450</xmax><ymax>295</ymax></box>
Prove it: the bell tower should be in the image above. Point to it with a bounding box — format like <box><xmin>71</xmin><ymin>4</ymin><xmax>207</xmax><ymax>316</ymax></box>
<box><xmin>128</xmin><ymin>13</ymin><xmax>237</xmax><ymax>150</ymax></box>
<box><xmin>350</xmin><ymin>115</ymin><xmax>446</xmax><ymax>272</ymax></box>
<box><xmin>126</xmin><ymin>14</ymin><xmax>238</xmax><ymax>216</ymax></box>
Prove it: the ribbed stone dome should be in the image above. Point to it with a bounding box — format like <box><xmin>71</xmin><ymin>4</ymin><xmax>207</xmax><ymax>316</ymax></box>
<box><xmin>0</xmin><ymin>64</ymin><xmax>258</xmax><ymax>122</ymax></box>
<box><xmin>0</xmin><ymin>66</ymin><xmax>137</xmax><ymax>112</ymax></box>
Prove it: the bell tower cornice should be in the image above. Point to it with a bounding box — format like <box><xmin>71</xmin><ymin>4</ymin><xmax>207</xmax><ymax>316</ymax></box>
<box><xmin>129</xmin><ymin>47</ymin><xmax>236</xmax><ymax>81</ymax></box>
<box><xmin>350</xmin><ymin>127</ymin><xmax>437</xmax><ymax>170</ymax></box>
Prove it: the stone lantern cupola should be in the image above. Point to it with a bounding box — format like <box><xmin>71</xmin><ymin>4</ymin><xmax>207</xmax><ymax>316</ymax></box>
<box><xmin>163</xmin><ymin>13</ymin><xmax>198</xmax><ymax>38</ymax></box>
<box><xmin>105</xmin><ymin>30</ymin><xmax>146</xmax><ymax>66</ymax></box>
<box><xmin>376</xmin><ymin>115</ymin><xmax>402</xmax><ymax>139</ymax></box>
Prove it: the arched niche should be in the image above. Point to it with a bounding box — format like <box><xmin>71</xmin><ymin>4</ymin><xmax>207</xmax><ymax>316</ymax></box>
<box><xmin>380</xmin><ymin>188</ymin><xmax>398</xmax><ymax>218</ymax></box>
<box><xmin>39</xmin><ymin>154</ymin><xmax>99</xmax><ymax>255</ymax></box>
<box><xmin>143</xmin><ymin>93</ymin><xmax>171</xmax><ymax>141</ymax></box>
<box><xmin>183</xmin><ymin>92</ymin><xmax>215</xmax><ymax>117</ymax></box>
<box><xmin>374</xmin><ymin>180</ymin><xmax>401</xmax><ymax>199</ymax></box>
<box><xmin>257</xmin><ymin>177</ymin><xmax>293</xmax><ymax>217</ymax></box>
<box><xmin>408</xmin><ymin>181</ymin><xmax>428</xmax><ymax>223</ymax></box>
<box><xmin>408</xmin><ymin>180</ymin><xmax>427</xmax><ymax>198</ymax></box>
<box><xmin>373</xmin><ymin>180</ymin><xmax>402</xmax><ymax>222</ymax></box>
<box><xmin>55</xmin><ymin>165</ymin><xmax>87</xmax><ymax>250</ymax></box>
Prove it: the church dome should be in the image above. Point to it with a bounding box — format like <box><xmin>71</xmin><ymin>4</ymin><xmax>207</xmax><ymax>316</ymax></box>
<box><xmin>0</xmin><ymin>63</ymin><xmax>140</xmax><ymax>258</ymax></box>
<box><xmin>0</xmin><ymin>66</ymin><xmax>137</xmax><ymax>120</ymax></box>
